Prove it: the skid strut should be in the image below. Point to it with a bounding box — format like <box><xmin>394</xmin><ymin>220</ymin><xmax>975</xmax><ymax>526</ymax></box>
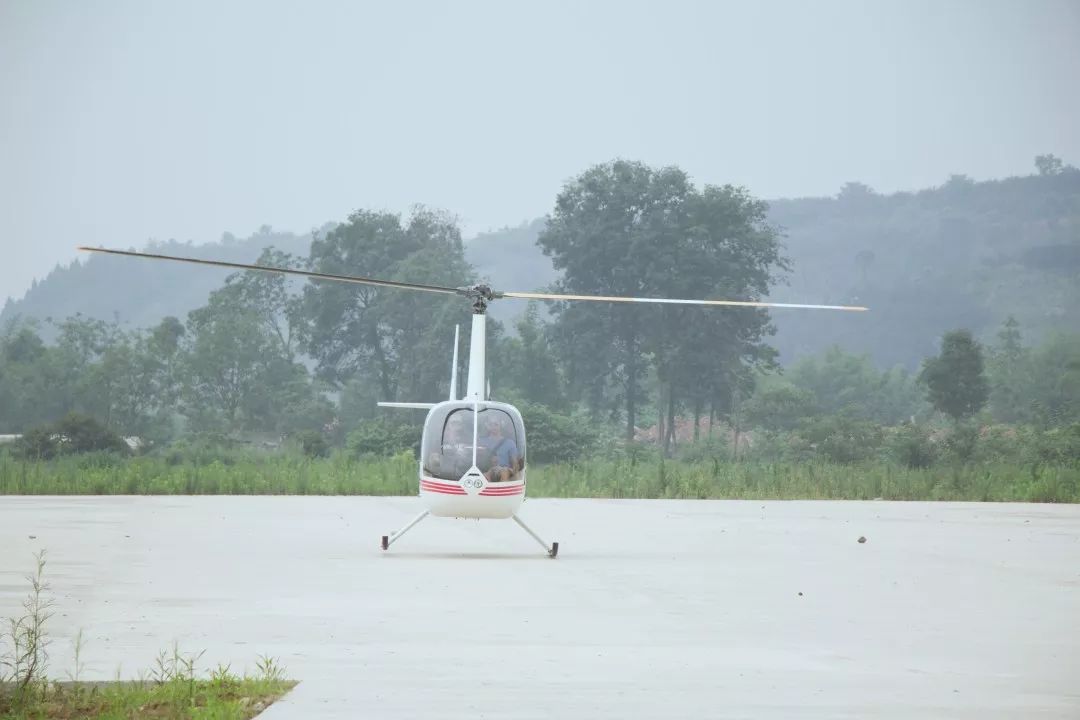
<box><xmin>513</xmin><ymin>514</ymin><xmax>559</xmax><ymax>558</ymax></box>
<box><xmin>381</xmin><ymin>510</ymin><xmax>430</xmax><ymax>551</ymax></box>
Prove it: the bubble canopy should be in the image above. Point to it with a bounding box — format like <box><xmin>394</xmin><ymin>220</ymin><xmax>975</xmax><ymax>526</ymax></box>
<box><xmin>421</xmin><ymin>401</ymin><xmax>526</xmax><ymax>483</ymax></box>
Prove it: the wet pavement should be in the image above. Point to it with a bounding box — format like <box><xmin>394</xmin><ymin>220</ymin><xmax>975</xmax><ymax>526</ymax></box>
<box><xmin>1</xmin><ymin>496</ymin><xmax>1078</xmax><ymax>718</ymax></box>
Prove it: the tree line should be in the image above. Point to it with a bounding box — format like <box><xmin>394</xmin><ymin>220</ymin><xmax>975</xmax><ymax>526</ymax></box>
<box><xmin>5</xmin><ymin>154</ymin><xmax>1077</xmax><ymax>374</ymax></box>
<box><xmin>1</xmin><ymin>160</ymin><xmax>1078</xmax><ymax>461</ymax></box>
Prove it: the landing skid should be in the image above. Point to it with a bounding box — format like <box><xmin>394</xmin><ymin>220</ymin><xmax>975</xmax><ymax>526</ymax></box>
<box><xmin>381</xmin><ymin>510</ymin><xmax>429</xmax><ymax>551</ymax></box>
<box><xmin>380</xmin><ymin>511</ymin><xmax>559</xmax><ymax>558</ymax></box>
<box><xmin>513</xmin><ymin>514</ymin><xmax>559</xmax><ymax>558</ymax></box>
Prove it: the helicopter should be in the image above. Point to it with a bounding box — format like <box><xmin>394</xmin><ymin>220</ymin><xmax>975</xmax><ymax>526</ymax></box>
<box><xmin>78</xmin><ymin>245</ymin><xmax>867</xmax><ymax>558</ymax></box>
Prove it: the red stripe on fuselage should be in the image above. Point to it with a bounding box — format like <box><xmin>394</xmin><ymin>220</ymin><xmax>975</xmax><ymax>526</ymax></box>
<box><xmin>480</xmin><ymin>486</ymin><xmax>525</xmax><ymax>495</ymax></box>
<box><xmin>420</xmin><ymin>481</ymin><xmax>466</xmax><ymax>495</ymax></box>
<box><xmin>421</xmin><ymin>478</ymin><xmax>461</xmax><ymax>488</ymax></box>
<box><xmin>420</xmin><ymin>477</ymin><xmax>524</xmax><ymax>497</ymax></box>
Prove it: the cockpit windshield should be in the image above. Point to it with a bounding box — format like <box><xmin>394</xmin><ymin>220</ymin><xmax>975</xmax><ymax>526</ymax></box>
<box><xmin>421</xmin><ymin>403</ymin><xmax>526</xmax><ymax>482</ymax></box>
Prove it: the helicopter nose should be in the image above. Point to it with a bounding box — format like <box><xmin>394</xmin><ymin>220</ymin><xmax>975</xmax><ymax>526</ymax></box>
<box><xmin>460</xmin><ymin>467</ymin><xmax>486</xmax><ymax>494</ymax></box>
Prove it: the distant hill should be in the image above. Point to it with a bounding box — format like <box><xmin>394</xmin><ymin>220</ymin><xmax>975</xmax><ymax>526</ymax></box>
<box><xmin>466</xmin><ymin>170</ymin><xmax>1080</xmax><ymax>368</ymax></box>
<box><xmin>4</xmin><ymin>168</ymin><xmax>1078</xmax><ymax>368</ymax></box>
<box><xmin>1</xmin><ymin>227</ymin><xmax>316</xmax><ymax>338</ymax></box>
<box><xmin>0</xmin><ymin>219</ymin><xmax>555</xmax><ymax>338</ymax></box>
<box><xmin>766</xmin><ymin>170</ymin><xmax>1080</xmax><ymax>368</ymax></box>
<box><xmin>464</xmin><ymin>217</ymin><xmax>555</xmax><ymax>327</ymax></box>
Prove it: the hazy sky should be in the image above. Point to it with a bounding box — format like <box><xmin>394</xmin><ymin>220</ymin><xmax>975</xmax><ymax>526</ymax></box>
<box><xmin>2</xmin><ymin>0</ymin><xmax>1078</xmax><ymax>304</ymax></box>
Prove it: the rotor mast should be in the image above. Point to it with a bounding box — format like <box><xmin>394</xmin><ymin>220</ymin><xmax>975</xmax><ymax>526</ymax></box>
<box><xmin>459</xmin><ymin>284</ymin><xmax>498</xmax><ymax>402</ymax></box>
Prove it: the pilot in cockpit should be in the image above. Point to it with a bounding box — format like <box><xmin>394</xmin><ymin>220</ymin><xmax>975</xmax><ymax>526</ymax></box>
<box><xmin>428</xmin><ymin>413</ymin><xmax>472</xmax><ymax>479</ymax></box>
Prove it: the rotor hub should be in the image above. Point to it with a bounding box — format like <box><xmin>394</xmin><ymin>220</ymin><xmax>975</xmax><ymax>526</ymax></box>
<box><xmin>457</xmin><ymin>284</ymin><xmax>503</xmax><ymax>314</ymax></box>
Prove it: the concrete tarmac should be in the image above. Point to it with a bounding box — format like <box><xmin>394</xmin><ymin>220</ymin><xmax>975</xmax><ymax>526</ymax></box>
<box><xmin>1</xmin><ymin>496</ymin><xmax>1078</xmax><ymax>719</ymax></box>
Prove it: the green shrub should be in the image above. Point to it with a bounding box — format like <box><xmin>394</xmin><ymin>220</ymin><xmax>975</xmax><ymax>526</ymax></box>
<box><xmin>346</xmin><ymin>419</ymin><xmax>419</xmax><ymax>459</ymax></box>
<box><xmin>796</xmin><ymin>415</ymin><xmax>883</xmax><ymax>465</ymax></box>
<box><xmin>743</xmin><ymin>384</ymin><xmax>816</xmax><ymax>431</ymax></box>
<box><xmin>292</xmin><ymin>430</ymin><xmax>329</xmax><ymax>458</ymax></box>
<box><xmin>14</xmin><ymin>414</ymin><xmax>129</xmax><ymax>460</ymax></box>
<box><xmin>516</xmin><ymin>402</ymin><xmax>601</xmax><ymax>464</ymax></box>
<box><xmin>942</xmin><ymin>422</ymin><xmax>979</xmax><ymax>463</ymax></box>
<box><xmin>52</xmin><ymin>413</ymin><xmax>130</xmax><ymax>455</ymax></box>
<box><xmin>970</xmin><ymin>424</ymin><xmax>1026</xmax><ymax>464</ymax></box>
<box><xmin>1029</xmin><ymin>423</ymin><xmax>1080</xmax><ymax>466</ymax></box>
<box><xmin>675</xmin><ymin>437</ymin><xmax>734</xmax><ymax>463</ymax></box>
<box><xmin>14</xmin><ymin>427</ymin><xmax>59</xmax><ymax>460</ymax></box>
<box><xmin>887</xmin><ymin>423</ymin><xmax>937</xmax><ymax>468</ymax></box>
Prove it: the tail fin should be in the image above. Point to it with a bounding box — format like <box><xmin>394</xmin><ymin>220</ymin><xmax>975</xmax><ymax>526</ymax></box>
<box><xmin>449</xmin><ymin>324</ymin><xmax>460</xmax><ymax>401</ymax></box>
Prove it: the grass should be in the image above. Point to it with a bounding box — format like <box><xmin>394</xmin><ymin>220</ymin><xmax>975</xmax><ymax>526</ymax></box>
<box><xmin>0</xmin><ymin>452</ymin><xmax>1077</xmax><ymax>502</ymax></box>
<box><xmin>1</xmin><ymin>552</ymin><xmax>296</xmax><ymax>720</ymax></box>
<box><xmin>528</xmin><ymin>458</ymin><xmax>1080</xmax><ymax>503</ymax></box>
<box><xmin>1</xmin><ymin>668</ymin><xmax>296</xmax><ymax>720</ymax></box>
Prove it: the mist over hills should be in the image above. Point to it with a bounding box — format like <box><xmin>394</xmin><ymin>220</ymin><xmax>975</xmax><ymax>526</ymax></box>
<box><xmin>4</xmin><ymin>166</ymin><xmax>1077</xmax><ymax>370</ymax></box>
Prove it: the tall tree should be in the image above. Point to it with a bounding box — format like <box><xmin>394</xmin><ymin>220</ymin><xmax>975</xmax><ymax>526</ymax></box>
<box><xmin>498</xmin><ymin>303</ymin><xmax>565</xmax><ymax>409</ymax></box>
<box><xmin>918</xmin><ymin>330</ymin><xmax>989</xmax><ymax>422</ymax></box>
<box><xmin>180</xmin><ymin>271</ymin><xmax>331</xmax><ymax>434</ymax></box>
<box><xmin>539</xmin><ymin>160</ymin><xmax>666</xmax><ymax>439</ymax></box>
<box><xmin>0</xmin><ymin>321</ymin><xmax>54</xmax><ymax>431</ymax></box>
<box><xmin>538</xmin><ymin>160</ymin><xmax>786</xmax><ymax>444</ymax></box>
<box><xmin>147</xmin><ymin>316</ymin><xmax>186</xmax><ymax>413</ymax></box>
<box><xmin>223</xmin><ymin>248</ymin><xmax>305</xmax><ymax>362</ymax></box>
<box><xmin>302</xmin><ymin>206</ymin><xmax>474</xmax><ymax>405</ymax></box>
<box><xmin>987</xmin><ymin>316</ymin><xmax>1030</xmax><ymax>423</ymax></box>
<box><xmin>181</xmin><ymin>298</ymin><xmax>279</xmax><ymax>430</ymax></box>
<box><xmin>1035</xmin><ymin>154</ymin><xmax>1064</xmax><ymax>176</ymax></box>
<box><xmin>647</xmin><ymin>182</ymin><xmax>786</xmax><ymax>452</ymax></box>
<box><xmin>1026</xmin><ymin>332</ymin><xmax>1080</xmax><ymax>427</ymax></box>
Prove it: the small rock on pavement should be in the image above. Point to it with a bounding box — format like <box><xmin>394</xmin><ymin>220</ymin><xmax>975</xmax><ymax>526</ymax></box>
<box><xmin>857</xmin><ymin>536</ymin><xmax>867</xmax><ymax>544</ymax></box>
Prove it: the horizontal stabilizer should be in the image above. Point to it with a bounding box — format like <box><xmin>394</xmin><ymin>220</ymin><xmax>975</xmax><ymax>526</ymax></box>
<box><xmin>378</xmin><ymin>402</ymin><xmax>436</xmax><ymax>409</ymax></box>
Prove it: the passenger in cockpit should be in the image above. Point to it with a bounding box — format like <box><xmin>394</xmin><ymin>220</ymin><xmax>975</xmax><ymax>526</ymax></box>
<box><xmin>480</xmin><ymin>416</ymin><xmax>519</xmax><ymax>482</ymax></box>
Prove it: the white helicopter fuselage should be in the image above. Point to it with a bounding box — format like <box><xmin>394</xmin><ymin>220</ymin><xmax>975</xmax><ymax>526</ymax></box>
<box><xmin>418</xmin><ymin>400</ymin><xmax>527</xmax><ymax>520</ymax></box>
<box><xmin>420</xmin><ymin>474</ymin><xmax>526</xmax><ymax>519</ymax></box>
<box><xmin>381</xmin><ymin>315</ymin><xmax>530</xmax><ymax>520</ymax></box>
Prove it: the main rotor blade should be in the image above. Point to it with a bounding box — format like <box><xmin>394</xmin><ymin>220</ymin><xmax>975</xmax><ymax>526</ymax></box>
<box><xmin>77</xmin><ymin>246</ymin><xmax>462</xmax><ymax>296</ymax></box>
<box><xmin>501</xmin><ymin>290</ymin><xmax>867</xmax><ymax>311</ymax></box>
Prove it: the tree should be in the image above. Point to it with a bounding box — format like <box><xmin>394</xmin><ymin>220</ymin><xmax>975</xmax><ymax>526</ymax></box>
<box><xmin>180</xmin><ymin>298</ymin><xmax>279</xmax><ymax>430</ymax></box>
<box><xmin>49</xmin><ymin>314</ymin><xmax>114</xmax><ymax>421</ymax></box>
<box><xmin>146</xmin><ymin>316</ymin><xmax>186</xmax><ymax>415</ymax></box>
<box><xmin>787</xmin><ymin>346</ymin><xmax>923</xmax><ymax>424</ymax></box>
<box><xmin>918</xmin><ymin>330</ymin><xmax>989</xmax><ymax>421</ymax></box>
<box><xmin>837</xmin><ymin>181</ymin><xmax>876</xmax><ymax>202</ymax></box>
<box><xmin>0</xmin><ymin>321</ymin><xmax>55</xmax><ymax>432</ymax></box>
<box><xmin>302</xmin><ymin>206</ymin><xmax>474</xmax><ymax>404</ymax></box>
<box><xmin>539</xmin><ymin>161</ymin><xmax>667</xmax><ymax>439</ymax></box>
<box><xmin>44</xmin><ymin>315</ymin><xmax>165</xmax><ymax>435</ymax></box>
<box><xmin>646</xmin><ymin>182</ymin><xmax>785</xmax><ymax>453</ymax></box>
<box><xmin>538</xmin><ymin>160</ymin><xmax>786</xmax><ymax>444</ymax></box>
<box><xmin>0</xmin><ymin>315</ymin><xmax>178</xmax><ymax>437</ymax></box>
<box><xmin>1026</xmin><ymin>332</ymin><xmax>1080</xmax><ymax>427</ymax></box>
<box><xmin>180</xmin><ymin>278</ymin><xmax>329</xmax><ymax>434</ymax></box>
<box><xmin>743</xmin><ymin>381</ymin><xmax>816</xmax><ymax>432</ymax></box>
<box><xmin>1035</xmin><ymin>154</ymin><xmax>1063</xmax><ymax>176</ymax></box>
<box><xmin>222</xmin><ymin>248</ymin><xmax>305</xmax><ymax>362</ymax></box>
<box><xmin>497</xmin><ymin>303</ymin><xmax>565</xmax><ymax>409</ymax></box>
<box><xmin>987</xmin><ymin>316</ymin><xmax>1031</xmax><ymax>423</ymax></box>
